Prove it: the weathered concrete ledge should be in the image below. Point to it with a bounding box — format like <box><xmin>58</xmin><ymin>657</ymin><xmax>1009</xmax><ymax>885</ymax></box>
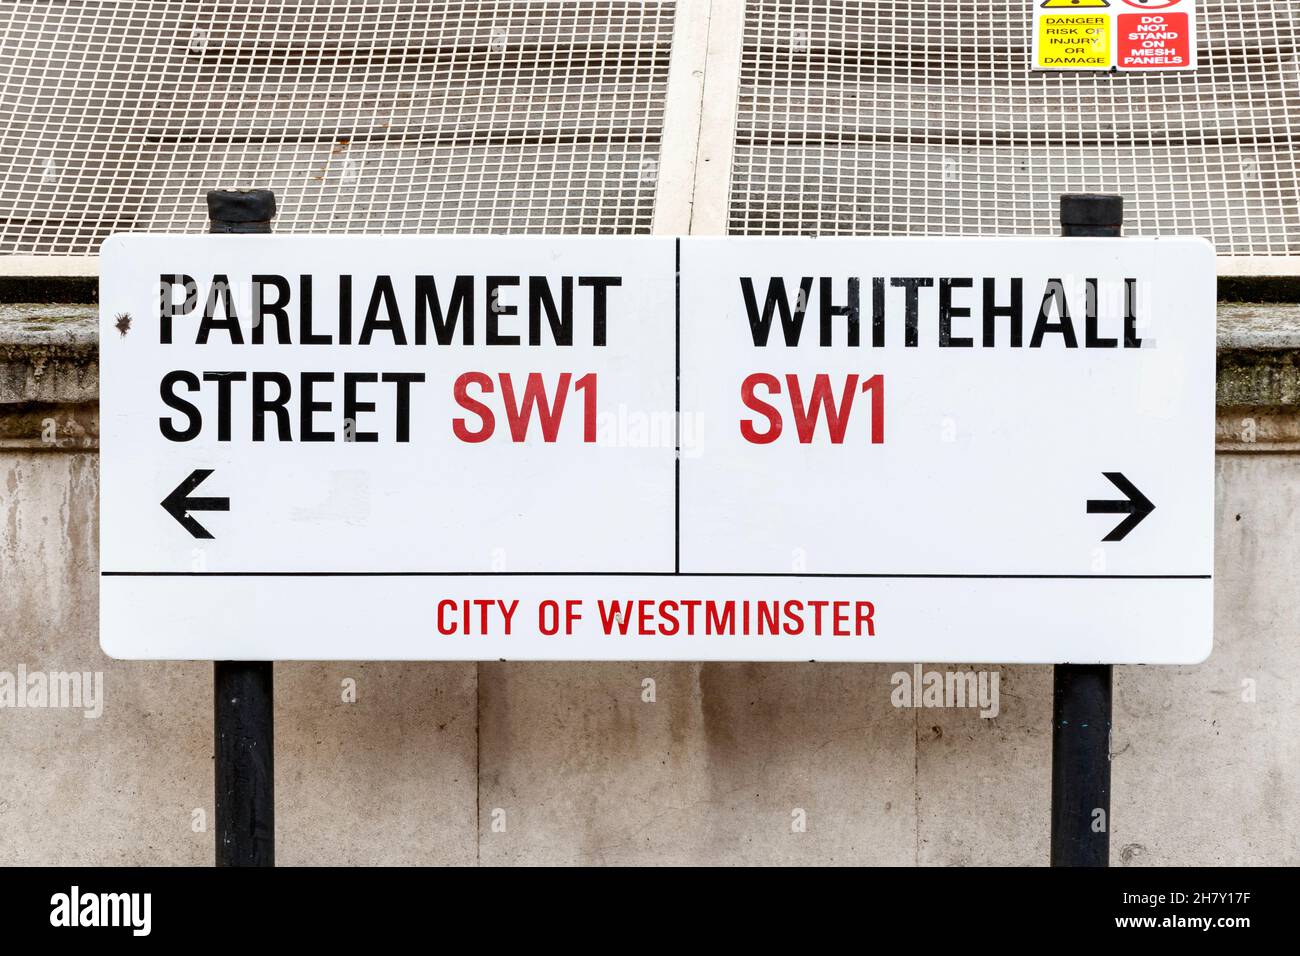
<box><xmin>1216</xmin><ymin>303</ymin><xmax>1300</xmax><ymax>452</ymax></box>
<box><xmin>1</xmin><ymin>302</ymin><xmax>1298</xmax><ymax>451</ymax></box>
<box><xmin>0</xmin><ymin>305</ymin><xmax>98</xmax><ymax>450</ymax></box>
<box><xmin>0</xmin><ymin>305</ymin><xmax>97</xmax><ymax>403</ymax></box>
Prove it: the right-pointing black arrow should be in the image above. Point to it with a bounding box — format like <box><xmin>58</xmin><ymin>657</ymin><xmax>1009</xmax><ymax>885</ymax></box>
<box><xmin>1087</xmin><ymin>472</ymin><xmax>1154</xmax><ymax>542</ymax></box>
<box><xmin>161</xmin><ymin>468</ymin><xmax>229</xmax><ymax>539</ymax></box>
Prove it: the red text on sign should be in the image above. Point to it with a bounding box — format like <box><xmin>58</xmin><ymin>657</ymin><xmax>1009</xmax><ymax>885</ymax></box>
<box><xmin>740</xmin><ymin>373</ymin><xmax>884</xmax><ymax>444</ymax></box>
<box><xmin>453</xmin><ymin>371</ymin><xmax>597</xmax><ymax>442</ymax></box>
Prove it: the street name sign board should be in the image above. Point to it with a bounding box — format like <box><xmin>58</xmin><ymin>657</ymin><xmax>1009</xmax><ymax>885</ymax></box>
<box><xmin>100</xmin><ymin>236</ymin><xmax>1215</xmax><ymax>663</ymax></box>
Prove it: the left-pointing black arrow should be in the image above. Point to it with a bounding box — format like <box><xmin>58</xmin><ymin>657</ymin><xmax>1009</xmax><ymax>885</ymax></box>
<box><xmin>161</xmin><ymin>469</ymin><xmax>229</xmax><ymax>539</ymax></box>
<box><xmin>1086</xmin><ymin>471</ymin><xmax>1155</xmax><ymax>542</ymax></box>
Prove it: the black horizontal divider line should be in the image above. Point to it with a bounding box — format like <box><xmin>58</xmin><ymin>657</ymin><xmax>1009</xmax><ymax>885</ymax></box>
<box><xmin>101</xmin><ymin>571</ymin><xmax>1211</xmax><ymax>579</ymax></box>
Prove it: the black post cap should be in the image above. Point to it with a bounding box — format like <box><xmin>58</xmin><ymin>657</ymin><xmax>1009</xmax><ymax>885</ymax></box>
<box><xmin>1060</xmin><ymin>194</ymin><xmax>1123</xmax><ymax>236</ymax></box>
<box><xmin>207</xmin><ymin>189</ymin><xmax>277</xmax><ymax>233</ymax></box>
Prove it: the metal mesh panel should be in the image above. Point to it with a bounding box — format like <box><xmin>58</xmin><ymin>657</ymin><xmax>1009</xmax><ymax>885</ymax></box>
<box><xmin>728</xmin><ymin>1</ymin><xmax>1300</xmax><ymax>256</ymax></box>
<box><xmin>0</xmin><ymin>0</ymin><xmax>674</xmax><ymax>255</ymax></box>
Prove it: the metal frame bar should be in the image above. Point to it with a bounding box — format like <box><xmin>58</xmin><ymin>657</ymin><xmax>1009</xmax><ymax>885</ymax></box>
<box><xmin>651</xmin><ymin>0</ymin><xmax>713</xmax><ymax>235</ymax></box>
<box><xmin>685</xmin><ymin>0</ymin><xmax>746</xmax><ymax>236</ymax></box>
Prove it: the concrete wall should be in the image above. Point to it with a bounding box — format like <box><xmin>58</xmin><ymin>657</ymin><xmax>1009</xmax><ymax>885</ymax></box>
<box><xmin>2</xmin><ymin>304</ymin><xmax>1298</xmax><ymax>866</ymax></box>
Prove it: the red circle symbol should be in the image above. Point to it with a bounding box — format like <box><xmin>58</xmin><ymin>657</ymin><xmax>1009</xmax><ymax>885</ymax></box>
<box><xmin>1121</xmin><ymin>0</ymin><xmax>1182</xmax><ymax>8</ymax></box>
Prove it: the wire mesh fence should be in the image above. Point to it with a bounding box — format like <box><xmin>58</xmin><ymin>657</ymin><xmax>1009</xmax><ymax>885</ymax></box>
<box><xmin>0</xmin><ymin>0</ymin><xmax>674</xmax><ymax>255</ymax></box>
<box><xmin>728</xmin><ymin>0</ymin><xmax>1300</xmax><ymax>256</ymax></box>
<box><xmin>1</xmin><ymin>1</ymin><xmax>1295</xmax><ymax>259</ymax></box>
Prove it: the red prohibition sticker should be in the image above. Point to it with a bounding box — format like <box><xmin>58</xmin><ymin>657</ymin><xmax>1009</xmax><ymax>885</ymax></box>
<box><xmin>1121</xmin><ymin>0</ymin><xmax>1183</xmax><ymax>8</ymax></box>
<box><xmin>1118</xmin><ymin>10</ymin><xmax>1190</xmax><ymax>67</ymax></box>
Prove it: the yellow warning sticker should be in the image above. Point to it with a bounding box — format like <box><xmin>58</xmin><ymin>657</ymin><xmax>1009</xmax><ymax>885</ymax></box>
<box><xmin>1041</xmin><ymin>0</ymin><xmax>1109</xmax><ymax>8</ymax></box>
<box><xmin>1037</xmin><ymin>14</ymin><xmax>1110</xmax><ymax>68</ymax></box>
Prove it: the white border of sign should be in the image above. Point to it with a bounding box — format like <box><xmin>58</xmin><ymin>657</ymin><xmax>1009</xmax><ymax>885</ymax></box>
<box><xmin>99</xmin><ymin>235</ymin><xmax>1215</xmax><ymax>664</ymax></box>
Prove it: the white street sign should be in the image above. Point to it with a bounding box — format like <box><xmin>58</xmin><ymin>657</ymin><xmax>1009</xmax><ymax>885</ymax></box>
<box><xmin>99</xmin><ymin>235</ymin><xmax>1215</xmax><ymax>662</ymax></box>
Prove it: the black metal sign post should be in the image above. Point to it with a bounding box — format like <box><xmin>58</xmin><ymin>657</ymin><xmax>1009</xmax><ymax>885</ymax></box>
<box><xmin>208</xmin><ymin>189</ymin><xmax>276</xmax><ymax>867</ymax></box>
<box><xmin>1050</xmin><ymin>193</ymin><xmax>1121</xmax><ymax>867</ymax></box>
